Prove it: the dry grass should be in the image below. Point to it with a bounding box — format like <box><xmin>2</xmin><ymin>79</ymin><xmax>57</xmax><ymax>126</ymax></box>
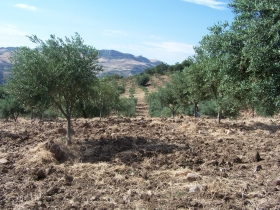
<box><xmin>16</xmin><ymin>143</ymin><xmax>58</xmax><ymax>168</ymax></box>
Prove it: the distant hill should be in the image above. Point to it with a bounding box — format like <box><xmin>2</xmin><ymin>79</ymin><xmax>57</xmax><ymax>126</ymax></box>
<box><xmin>97</xmin><ymin>50</ymin><xmax>161</xmax><ymax>77</ymax></box>
<box><xmin>0</xmin><ymin>47</ymin><xmax>162</xmax><ymax>83</ymax></box>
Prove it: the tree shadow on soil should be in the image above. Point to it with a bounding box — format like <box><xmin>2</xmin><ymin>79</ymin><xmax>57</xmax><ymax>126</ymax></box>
<box><xmin>251</xmin><ymin>122</ymin><xmax>280</xmax><ymax>133</ymax></box>
<box><xmin>222</xmin><ymin>121</ymin><xmax>280</xmax><ymax>133</ymax></box>
<box><xmin>75</xmin><ymin>136</ymin><xmax>188</xmax><ymax>165</ymax></box>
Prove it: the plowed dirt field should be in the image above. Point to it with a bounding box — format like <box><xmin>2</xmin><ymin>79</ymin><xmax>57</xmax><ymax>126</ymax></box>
<box><xmin>1</xmin><ymin>115</ymin><xmax>280</xmax><ymax>209</ymax></box>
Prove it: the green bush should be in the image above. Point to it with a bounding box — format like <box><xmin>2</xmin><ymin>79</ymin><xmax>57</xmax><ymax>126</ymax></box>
<box><xmin>199</xmin><ymin>99</ymin><xmax>241</xmax><ymax>118</ymax></box>
<box><xmin>147</xmin><ymin>92</ymin><xmax>163</xmax><ymax>117</ymax></box>
<box><xmin>160</xmin><ymin>107</ymin><xmax>172</xmax><ymax>117</ymax></box>
<box><xmin>180</xmin><ymin>104</ymin><xmax>195</xmax><ymax>116</ymax></box>
<box><xmin>129</xmin><ymin>87</ymin><xmax>135</xmax><ymax>98</ymax></box>
<box><xmin>135</xmin><ymin>73</ymin><xmax>150</xmax><ymax>86</ymax></box>
<box><xmin>199</xmin><ymin>100</ymin><xmax>217</xmax><ymax>117</ymax></box>
<box><xmin>0</xmin><ymin>96</ymin><xmax>25</xmax><ymax>121</ymax></box>
<box><xmin>117</xmin><ymin>98</ymin><xmax>136</xmax><ymax>117</ymax></box>
<box><xmin>116</xmin><ymin>85</ymin><xmax>125</xmax><ymax>94</ymax></box>
<box><xmin>42</xmin><ymin>109</ymin><xmax>60</xmax><ymax>120</ymax></box>
<box><xmin>255</xmin><ymin>100</ymin><xmax>277</xmax><ymax>117</ymax></box>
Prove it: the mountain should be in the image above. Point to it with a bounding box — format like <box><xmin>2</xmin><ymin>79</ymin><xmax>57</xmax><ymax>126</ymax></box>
<box><xmin>0</xmin><ymin>48</ymin><xmax>162</xmax><ymax>83</ymax></box>
<box><xmin>97</xmin><ymin>50</ymin><xmax>161</xmax><ymax>77</ymax></box>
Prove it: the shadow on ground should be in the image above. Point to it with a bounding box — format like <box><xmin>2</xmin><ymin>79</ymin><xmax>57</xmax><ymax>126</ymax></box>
<box><xmin>73</xmin><ymin>136</ymin><xmax>188</xmax><ymax>165</ymax></box>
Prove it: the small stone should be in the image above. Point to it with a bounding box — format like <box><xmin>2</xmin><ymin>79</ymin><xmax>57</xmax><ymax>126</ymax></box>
<box><xmin>140</xmin><ymin>171</ymin><xmax>148</xmax><ymax>179</ymax></box>
<box><xmin>0</xmin><ymin>158</ymin><xmax>8</xmax><ymax>164</ymax></box>
<box><xmin>46</xmin><ymin>187</ymin><xmax>59</xmax><ymax>196</ymax></box>
<box><xmin>275</xmin><ymin>179</ymin><xmax>280</xmax><ymax>186</ymax></box>
<box><xmin>186</xmin><ymin>173</ymin><xmax>201</xmax><ymax>182</ymax></box>
<box><xmin>232</xmin><ymin>157</ymin><xmax>242</xmax><ymax>163</ymax></box>
<box><xmin>217</xmin><ymin>138</ymin><xmax>223</xmax><ymax>143</ymax></box>
<box><xmin>226</xmin><ymin>129</ymin><xmax>234</xmax><ymax>135</ymax></box>
<box><xmin>65</xmin><ymin>175</ymin><xmax>74</xmax><ymax>182</ymax></box>
<box><xmin>254</xmin><ymin>165</ymin><xmax>262</xmax><ymax>172</ymax></box>
<box><xmin>189</xmin><ymin>185</ymin><xmax>201</xmax><ymax>193</ymax></box>
<box><xmin>198</xmin><ymin>130</ymin><xmax>207</xmax><ymax>135</ymax></box>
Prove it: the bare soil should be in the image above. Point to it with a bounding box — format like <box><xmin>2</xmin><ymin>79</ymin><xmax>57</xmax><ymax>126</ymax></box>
<box><xmin>1</xmin><ymin>115</ymin><xmax>280</xmax><ymax>209</ymax></box>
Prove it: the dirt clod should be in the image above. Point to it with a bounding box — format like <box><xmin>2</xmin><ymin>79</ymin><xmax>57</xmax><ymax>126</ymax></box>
<box><xmin>33</xmin><ymin>168</ymin><xmax>46</xmax><ymax>180</ymax></box>
<box><xmin>45</xmin><ymin>140</ymin><xmax>65</xmax><ymax>161</ymax></box>
<box><xmin>253</xmin><ymin>151</ymin><xmax>262</xmax><ymax>162</ymax></box>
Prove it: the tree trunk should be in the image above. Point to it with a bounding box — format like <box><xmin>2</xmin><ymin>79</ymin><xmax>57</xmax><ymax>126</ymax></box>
<box><xmin>194</xmin><ymin>101</ymin><xmax>199</xmax><ymax>118</ymax></box>
<box><xmin>99</xmin><ymin>103</ymin><xmax>103</xmax><ymax>120</ymax></box>
<box><xmin>66</xmin><ymin>115</ymin><xmax>72</xmax><ymax>145</ymax></box>
<box><xmin>82</xmin><ymin>109</ymin><xmax>88</xmax><ymax>118</ymax></box>
<box><xmin>217</xmin><ymin>111</ymin><xmax>221</xmax><ymax>124</ymax></box>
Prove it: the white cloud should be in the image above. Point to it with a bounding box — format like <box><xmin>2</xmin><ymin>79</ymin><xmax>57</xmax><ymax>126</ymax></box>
<box><xmin>144</xmin><ymin>41</ymin><xmax>194</xmax><ymax>54</ymax></box>
<box><xmin>0</xmin><ymin>24</ymin><xmax>26</xmax><ymax>36</ymax></box>
<box><xmin>0</xmin><ymin>24</ymin><xmax>35</xmax><ymax>47</ymax></box>
<box><xmin>15</xmin><ymin>4</ymin><xmax>37</xmax><ymax>12</ymax></box>
<box><xmin>150</xmin><ymin>35</ymin><xmax>162</xmax><ymax>40</ymax></box>
<box><xmin>182</xmin><ymin>0</ymin><xmax>227</xmax><ymax>10</ymax></box>
<box><xmin>102</xmin><ymin>29</ymin><xmax>127</xmax><ymax>37</ymax></box>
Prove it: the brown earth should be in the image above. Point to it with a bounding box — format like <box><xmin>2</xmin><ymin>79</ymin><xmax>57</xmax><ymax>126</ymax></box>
<box><xmin>1</xmin><ymin>115</ymin><xmax>280</xmax><ymax>209</ymax></box>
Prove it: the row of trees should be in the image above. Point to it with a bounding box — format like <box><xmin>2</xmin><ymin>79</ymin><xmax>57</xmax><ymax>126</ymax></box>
<box><xmin>144</xmin><ymin>60</ymin><xmax>191</xmax><ymax>75</ymax></box>
<box><xmin>147</xmin><ymin>0</ymin><xmax>280</xmax><ymax>122</ymax></box>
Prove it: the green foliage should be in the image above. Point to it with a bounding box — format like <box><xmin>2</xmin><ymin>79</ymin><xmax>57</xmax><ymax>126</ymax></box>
<box><xmin>197</xmin><ymin>99</ymin><xmax>239</xmax><ymax>119</ymax></box>
<box><xmin>199</xmin><ymin>100</ymin><xmax>216</xmax><ymax>117</ymax></box>
<box><xmin>93</xmin><ymin>79</ymin><xmax>120</xmax><ymax>120</ymax></box>
<box><xmin>117</xmin><ymin>97</ymin><xmax>136</xmax><ymax>117</ymax></box>
<box><xmin>160</xmin><ymin>107</ymin><xmax>172</xmax><ymax>117</ymax></box>
<box><xmin>147</xmin><ymin>82</ymin><xmax>182</xmax><ymax>118</ymax></box>
<box><xmin>135</xmin><ymin>73</ymin><xmax>150</xmax><ymax>86</ymax></box>
<box><xmin>0</xmin><ymin>95</ymin><xmax>25</xmax><ymax>121</ymax></box>
<box><xmin>146</xmin><ymin>91</ymin><xmax>163</xmax><ymax>117</ymax></box>
<box><xmin>116</xmin><ymin>85</ymin><xmax>125</xmax><ymax>94</ymax></box>
<box><xmin>129</xmin><ymin>86</ymin><xmax>135</xmax><ymax>98</ymax></box>
<box><xmin>0</xmin><ymin>70</ymin><xmax>4</xmax><ymax>84</ymax></box>
<box><xmin>30</xmin><ymin>107</ymin><xmax>60</xmax><ymax>120</ymax></box>
<box><xmin>144</xmin><ymin>63</ymin><xmax>169</xmax><ymax>75</ymax></box>
<box><xmin>6</xmin><ymin>33</ymin><xmax>101</xmax><ymax>144</ymax></box>
<box><xmin>103</xmin><ymin>73</ymin><xmax>124</xmax><ymax>81</ymax></box>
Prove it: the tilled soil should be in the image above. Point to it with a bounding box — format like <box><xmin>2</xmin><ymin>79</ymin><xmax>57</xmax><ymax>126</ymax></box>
<box><xmin>0</xmin><ymin>116</ymin><xmax>280</xmax><ymax>209</ymax></box>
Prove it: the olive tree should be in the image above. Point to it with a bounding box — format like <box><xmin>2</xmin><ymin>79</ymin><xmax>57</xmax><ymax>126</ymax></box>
<box><xmin>7</xmin><ymin>33</ymin><xmax>101</xmax><ymax>144</ymax></box>
<box><xmin>93</xmin><ymin>78</ymin><xmax>120</xmax><ymax>120</ymax></box>
<box><xmin>229</xmin><ymin>0</ymin><xmax>280</xmax><ymax>112</ymax></box>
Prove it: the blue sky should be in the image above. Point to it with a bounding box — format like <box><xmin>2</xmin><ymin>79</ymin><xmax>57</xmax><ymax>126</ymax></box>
<box><xmin>0</xmin><ymin>0</ymin><xmax>234</xmax><ymax>64</ymax></box>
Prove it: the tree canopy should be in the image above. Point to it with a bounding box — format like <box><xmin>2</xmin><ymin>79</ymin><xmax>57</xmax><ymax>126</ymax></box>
<box><xmin>7</xmin><ymin>33</ymin><xmax>101</xmax><ymax>144</ymax></box>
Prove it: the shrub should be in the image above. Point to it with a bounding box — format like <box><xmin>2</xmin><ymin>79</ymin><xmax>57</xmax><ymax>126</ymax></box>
<box><xmin>129</xmin><ymin>87</ymin><xmax>135</xmax><ymax>98</ymax></box>
<box><xmin>135</xmin><ymin>73</ymin><xmax>150</xmax><ymax>86</ymax></box>
<box><xmin>147</xmin><ymin>92</ymin><xmax>163</xmax><ymax>117</ymax></box>
<box><xmin>117</xmin><ymin>98</ymin><xmax>136</xmax><ymax>117</ymax></box>
<box><xmin>116</xmin><ymin>85</ymin><xmax>125</xmax><ymax>94</ymax></box>
<box><xmin>199</xmin><ymin>100</ymin><xmax>217</xmax><ymax>117</ymax></box>
<box><xmin>0</xmin><ymin>96</ymin><xmax>25</xmax><ymax>121</ymax></box>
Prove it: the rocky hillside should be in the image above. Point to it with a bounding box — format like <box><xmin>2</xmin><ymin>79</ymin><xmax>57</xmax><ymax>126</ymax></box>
<box><xmin>98</xmin><ymin>50</ymin><xmax>161</xmax><ymax>77</ymax></box>
<box><xmin>0</xmin><ymin>48</ymin><xmax>161</xmax><ymax>83</ymax></box>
